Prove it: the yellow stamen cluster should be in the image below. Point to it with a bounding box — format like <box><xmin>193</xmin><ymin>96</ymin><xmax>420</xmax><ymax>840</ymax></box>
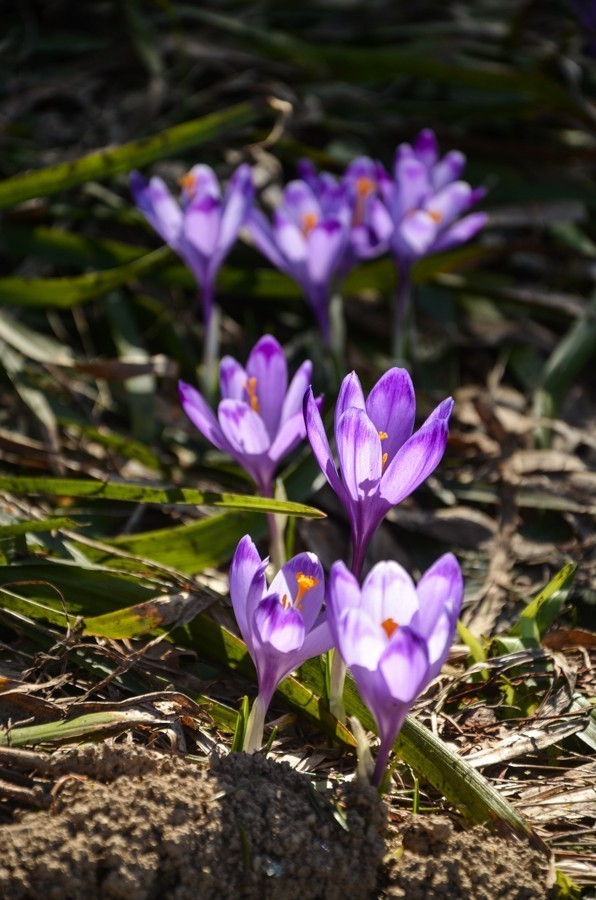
<box><xmin>428</xmin><ymin>209</ymin><xmax>442</xmax><ymax>224</ymax></box>
<box><xmin>295</xmin><ymin>572</ymin><xmax>319</xmax><ymax>610</ymax></box>
<box><xmin>178</xmin><ymin>172</ymin><xmax>197</xmax><ymax>194</ymax></box>
<box><xmin>243</xmin><ymin>377</ymin><xmax>260</xmax><ymax>413</ymax></box>
<box><xmin>381</xmin><ymin>617</ymin><xmax>398</xmax><ymax>638</ymax></box>
<box><xmin>353</xmin><ymin>176</ymin><xmax>376</xmax><ymax>226</ymax></box>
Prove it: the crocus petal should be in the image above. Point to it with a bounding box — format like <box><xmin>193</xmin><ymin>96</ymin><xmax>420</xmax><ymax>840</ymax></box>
<box><xmin>431</xmin><ymin>212</ymin><xmax>488</xmax><ymax>253</ymax></box>
<box><xmin>276</xmin><ymin>221</ymin><xmax>308</xmax><ymax>266</ymax></box>
<box><xmin>246</xmin><ymin>335</ymin><xmax>288</xmax><ymax>439</ymax></box>
<box><xmin>361</xmin><ymin>561</ymin><xmax>419</xmax><ymax>630</ymax></box>
<box><xmin>365</xmin><ymin>367</ymin><xmax>416</xmax><ymax>460</ymax></box>
<box><xmin>178</xmin><ymin>380</ymin><xmax>230</xmax><ymax>454</ymax></box>
<box><xmin>395</xmin><ymin>209</ymin><xmax>438</xmax><ymax>258</ymax></box>
<box><xmin>254</xmin><ymin>595</ymin><xmax>305</xmax><ymax>653</ymax></box>
<box><xmin>247</xmin><ymin>208</ymin><xmax>292</xmax><ymax>273</ymax></box>
<box><xmin>413</xmin><ymin>128</ymin><xmax>439</xmax><ymax>169</ymax></box>
<box><xmin>304</xmin><ymin>388</ymin><xmax>347</xmax><ymax>506</ymax></box>
<box><xmin>268</xmin><ymin>409</ymin><xmax>308</xmax><ymax>464</ymax></box>
<box><xmin>184</xmin><ymin>194</ymin><xmax>222</xmax><ymax>257</ymax></box>
<box><xmin>368</xmin><ymin>197</ymin><xmax>394</xmax><ymax>244</ymax></box>
<box><xmin>219</xmin><ymin>356</ymin><xmax>248</xmax><ymax>402</ymax></box>
<box><xmin>414</xmin><ymin>552</ymin><xmax>463</xmax><ymax>638</ymax></box>
<box><xmin>380</xmin><ymin>416</ymin><xmax>449</xmax><ymax>507</ymax></box>
<box><xmin>297</xmin><ymin>616</ymin><xmax>334</xmax><ymax>661</ymax></box>
<box><xmin>131</xmin><ymin>173</ymin><xmax>183</xmax><ymax>249</ymax></box>
<box><xmin>269</xmin><ymin>552</ymin><xmax>324</xmax><ymax>634</ymax></box>
<box><xmin>335</xmin><ymin>371</ymin><xmax>366</xmax><ymax>438</ymax></box>
<box><xmin>379</xmin><ymin>627</ymin><xmax>429</xmax><ymax>703</ymax></box>
<box><xmin>229</xmin><ymin>535</ymin><xmax>267</xmax><ymax>644</ymax></box>
<box><xmin>280</xmin><ymin>360</ymin><xmax>312</xmax><ymax>424</ymax></box>
<box><xmin>336</xmin><ymin>608</ymin><xmax>387</xmax><ymax>670</ymax></box>
<box><xmin>432</xmin><ymin>150</ymin><xmax>466</xmax><ymax>190</ymax></box>
<box><xmin>282</xmin><ymin>179</ymin><xmax>321</xmax><ymax>224</ymax></box>
<box><xmin>392</xmin><ymin>158</ymin><xmax>430</xmax><ymax>220</ymax></box>
<box><xmin>326</xmin><ymin>560</ymin><xmax>362</xmax><ymax>650</ymax></box>
<box><xmin>217</xmin><ymin>164</ymin><xmax>254</xmax><ymax>256</ymax></box>
<box><xmin>218</xmin><ymin>400</ymin><xmax>271</xmax><ymax>456</ymax></box>
<box><xmin>182</xmin><ymin>164</ymin><xmax>221</xmax><ymax>205</ymax></box>
<box><xmin>426</xmin><ymin>181</ymin><xmax>473</xmax><ymax>227</ymax></box>
<box><xmin>421</xmin><ymin>396</ymin><xmax>454</xmax><ymax>428</ymax></box>
<box><xmin>307</xmin><ymin>220</ymin><xmax>347</xmax><ymax>285</ymax></box>
<box><xmin>336</xmin><ymin>407</ymin><xmax>382</xmax><ymax>503</ymax></box>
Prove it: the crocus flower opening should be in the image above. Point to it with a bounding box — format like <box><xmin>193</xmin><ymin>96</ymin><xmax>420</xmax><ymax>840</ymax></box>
<box><xmin>247</xmin><ymin>178</ymin><xmax>352</xmax><ymax>342</ymax></box>
<box><xmin>327</xmin><ymin>554</ymin><xmax>463</xmax><ymax>787</ymax></box>
<box><xmin>179</xmin><ymin>335</ymin><xmax>322</xmax><ymax>497</ymax></box>
<box><xmin>130</xmin><ymin>163</ymin><xmax>254</xmax><ymax>327</ymax></box>
<box><xmin>304</xmin><ymin>368</ymin><xmax>453</xmax><ymax>579</ymax></box>
<box><xmin>230</xmin><ymin>535</ymin><xmax>333</xmax><ymax>752</ymax></box>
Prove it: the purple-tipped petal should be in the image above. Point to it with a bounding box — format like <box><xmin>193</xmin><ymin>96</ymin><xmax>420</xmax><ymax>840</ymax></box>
<box><xmin>254</xmin><ymin>596</ymin><xmax>304</xmax><ymax>653</ymax></box>
<box><xmin>431</xmin><ymin>211</ymin><xmax>488</xmax><ymax>253</ymax></box>
<box><xmin>219</xmin><ymin>356</ymin><xmax>248</xmax><ymax>402</ymax></box>
<box><xmin>336</xmin><ymin>407</ymin><xmax>383</xmax><ymax>503</ymax></box>
<box><xmin>392</xmin><ymin>158</ymin><xmax>430</xmax><ymax>221</ymax></box>
<box><xmin>421</xmin><ymin>396</ymin><xmax>454</xmax><ymax>427</ymax></box>
<box><xmin>282</xmin><ymin>179</ymin><xmax>320</xmax><ymax>223</ymax></box>
<box><xmin>415</xmin><ymin>552</ymin><xmax>463</xmax><ymax>637</ymax></box>
<box><xmin>298</xmin><ymin>616</ymin><xmax>334</xmax><ymax>660</ymax></box>
<box><xmin>327</xmin><ymin>560</ymin><xmax>362</xmax><ymax>651</ymax></box>
<box><xmin>280</xmin><ymin>360</ymin><xmax>312</xmax><ymax>424</ymax></box>
<box><xmin>131</xmin><ymin>173</ymin><xmax>183</xmax><ymax>248</ymax></box>
<box><xmin>218</xmin><ymin>164</ymin><xmax>254</xmax><ymax>255</ymax></box>
<box><xmin>380</xmin><ymin>417</ymin><xmax>449</xmax><ymax>507</ymax></box>
<box><xmin>431</xmin><ymin>150</ymin><xmax>466</xmax><ymax>190</ymax></box>
<box><xmin>218</xmin><ymin>399</ymin><xmax>271</xmax><ymax>456</ymax></box>
<box><xmin>361</xmin><ymin>561</ymin><xmax>419</xmax><ymax>630</ymax></box>
<box><xmin>247</xmin><ymin>208</ymin><xmax>291</xmax><ymax>273</ymax></box>
<box><xmin>229</xmin><ymin>535</ymin><xmax>267</xmax><ymax>644</ymax></box>
<box><xmin>304</xmin><ymin>387</ymin><xmax>347</xmax><ymax>506</ymax></box>
<box><xmin>184</xmin><ymin>193</ymin><xmax>221</xmax><ymax>257</ymax></box>
<box><xmin>365</xmin><ymin>367</ymin><xmax>416</xmax><ymax>460</ymax></box>
<box><xmin>307</xmin><ymin>220</ymin><xmax>347</xmax><ymax>285</ymax></box>
<box><xmin>413</xmin><ymin>128</ymin><xmax>439</xmax><ymax>169</ymax></box>
<box><xmin>336</xmin><ymin>608</ymin><xmax>387</xmax><ymax>669</ymax></box>
<box><xmin>268</xmin><ymin>409</ymin><xmax>307</xmax><ymax>464</ymax></box>
<box><xmin>335</xmin><ymin>372</ymin><xmax>366</xmax><ymax>437</ymax></box>
<box><xmin>426</xmin><ymin>181</ymin><xmax>473</xmax><ymax>227</ymax></box>
<box><xmin>179</xmin><ymin>380</ymin><xmax>230</xmax><ymax>454</ymax></box>
<box><xmin>379</xmin><ymin>627</ymin><xmax>429</xmax><ymax>704</ymax></box>
<box><xmin>395</xmin><ymin>209</ymin><xmax>438</xmax><ymax>258</ymax></box>
<box><xmin>246</xmin><ymin>335</ymin><xmax>288</xmax><ymax>438</ymax></box>
<box><xmin>269</xmin><ymin>552</ymin><xmax>324</xmax><ymax>634</ymax></box>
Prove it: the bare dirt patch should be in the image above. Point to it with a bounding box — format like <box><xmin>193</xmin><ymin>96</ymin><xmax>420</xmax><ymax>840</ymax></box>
<box><xmin>0</xmin><ymin>744</ymin><xmax>555</xmax><ymax>899</ymax></box>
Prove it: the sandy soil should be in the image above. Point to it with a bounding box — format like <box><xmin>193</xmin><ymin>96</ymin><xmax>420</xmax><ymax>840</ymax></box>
<box><xmin>0</xmin><ymin>744</ymin><xmax>555</xmax><ymax>899</ymax></box>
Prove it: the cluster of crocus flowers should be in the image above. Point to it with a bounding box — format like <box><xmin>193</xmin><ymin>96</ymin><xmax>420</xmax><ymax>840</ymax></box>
<box><xmin>229</xmin><ymin>535</ymin><xmax>332</xmax><ymax>752</ymax></box>
<box><xmin>327</xmin><ymin>554</ymin><xmax>463</xmax><ymax>786</ymax></box>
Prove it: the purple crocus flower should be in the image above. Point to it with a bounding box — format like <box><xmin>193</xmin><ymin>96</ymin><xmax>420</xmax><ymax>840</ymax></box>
<box><xmin>328</xmin><ymin>554</ymin><xmax>463</xmax><ymax>786</ymax></box>
<box><xmin>247</xmin><ymin>179</ymin><xmax>351</xmax><ymax>342</ymax></box>
<box><xmin>230</xmin><ymin>534</ymin><xmax>332</xmax><ymax>751</ymax></box>
<box><xmin>304</xmin><ymin>368</ymin><xmax>453</xmax><ymax>579</ymax></box>
<box><xmin>130</xmin><ymin>163</ymin><xmax>254</xmax><ymax>327</ymax></box>
<box><xmin>179</xmin><ymin>334</ymin><xmax>322</xmax><ymax>496</ymax></box>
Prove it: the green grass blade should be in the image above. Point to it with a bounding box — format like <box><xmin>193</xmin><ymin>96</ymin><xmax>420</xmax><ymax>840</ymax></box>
<box><xmin>0</xmin><ymin>102</ymin><xmax>261</xmax><ymax>208</ymax></box>
<box><xmin>0</xmin><ymin>710</ymin><xmax>167</xmax><ymax>747</ymax></box>
<box><xmin>0</xmin><ymin>476</ymin><xmax>325</xmax><ymax>518</ymax></box>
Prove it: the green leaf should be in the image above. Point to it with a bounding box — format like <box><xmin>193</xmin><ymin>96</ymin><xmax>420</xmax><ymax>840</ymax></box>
<box><xmin>0</xmin><ymin>102</ymin><xmax>261</xmax><ymax>208</ymax></box>
<box><xmin>0</xmin><ymin>710</ymin><xmax>167</xmax><ymax>747</ymax></box>
<box><xmin>510</xmin><ymin>563</ymin><xmax>577</xmax><ymax>640</ymax></box>
<box><xmin>0</xmin><ymin>517</ymin><xmax>79</xmax><ymax>538</ymax></box>
<box><xmin>0</xmin><ymin>476</ymin><xmax>325</xmax><ymax>518</ymax></box>
<box><xmin>83</xmin><ymin>591</ymin><xmax>210</xmax><ymax>639</ymax></box>
<box><xmin>231</xmin><ymin>695</ymin><xmax>251</xmax><ymax>753</ymax></box>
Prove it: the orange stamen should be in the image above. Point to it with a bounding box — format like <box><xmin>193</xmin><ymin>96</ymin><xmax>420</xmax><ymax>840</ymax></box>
<box><xmin>381</xmin><ymin>452</ymin><xmax>388</xmax><ymax>469</ymax></box>
<box><xmin>378</xmin><ymin>431</ymin><xmax>388</xmax><ymax>441</ymax></box>
<box><xmin>178</xmin><ymin>172</ymin><xmax>197</xmax><ymax>194</ymax></box>
<box><xmin>381</xmin><ymin>617</ymin><xmax>398</xmax><ymax>638</ymax></box>
<box><xmin>301</xmin><ymin>211</ymin><xmax>319</xmax><ymax>236</ymax></box>
<box><xmin>281</xmin><ymin>594</ymin><xmax>290</xmax><ymax>609</ymax></box>
<box><xmin>428</xmin><ymin>209</ymin><xmax>442</xmax><ymax>224</ymax></box>
<box><xmin>243</xmin><ymin>377</ymin><xmax>259</xmax><ymax>413</ymax></box>
<box><xmin>353</xmin><ymin>176</ymin><xmax>376</xmax><ymax>226</ymax></box>
<box><xmin>295</xmin><ymin>572</ymin><xmax>319</xmax><ymax>610</ymax></box>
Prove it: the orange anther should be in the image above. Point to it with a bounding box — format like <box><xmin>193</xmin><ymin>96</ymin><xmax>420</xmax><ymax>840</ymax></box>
<box><xmin>378</xmin><ymin>431</ymin><xmax>388</xmax><ymax>441</ymax></box>
<box><xmin>295</xmin><ymin>572</ymin><xmax>319</xmax><ymax>610</ymax></box>
<box><xmin>356</xmin><ymin>176</ymin><xmax>375</xmax><ymax>198</ymax></box>
<box><xmin>301</xmin><ymin>211</ymin><xmax>319</xmax><ymax>235</ymax></box>
<box><xmin>381</xmin><ymin>617</ymin><xmax>398</xmax><ymax>638</ymax></box>
<box><xmin>381</xmin><ymin>452</ymin><xmax>388</xmax><ymax>469</ymax></box>
<box><xmin>178</xmin><ymin>172</ymin><xmax>197</xmax><ymax>193</ymax></box>
<box><xmin>428</xmin><ymin>209</ymin><xmax>442</xmax><ymax>224</ymax></box>
<box><xmin>243</xmin><ymin>377</ymin><xmax>260</xmax><ymax>413</ymax></box>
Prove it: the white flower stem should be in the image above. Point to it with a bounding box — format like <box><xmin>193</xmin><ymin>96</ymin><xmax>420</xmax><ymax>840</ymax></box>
<box><xmin>243</xmin><ymin>693</ymin><xmax>267</xmax><ymax>754</ymax></box>
<box><xmin>328</xmin><ymin>648</ymin><xmax>347</xmax><ymax>724</ymax></box>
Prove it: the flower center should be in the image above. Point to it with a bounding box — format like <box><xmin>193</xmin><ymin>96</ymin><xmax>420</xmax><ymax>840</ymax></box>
<box><xmin>353</xmin><ymin>176</ymin><xmax>376</xmax><ymax>225</ymax></box>
<box><xmin>279</xmin><ymin>572</ymin><xmax>319</xmax><ymax>611</ymax></box>
<box><xmin>178</xmin><ymin>172</ymin><xmax>197</xmax><ymax>195</ymax></box>
<box><xmin>301</xmin><ymin>211</ymin><xmax>319</xmax><ymax>236</ymax></box>
<box><xmin>243</xmin><ymin>376</ymin><xmax>259</xmax><ymax>413</ymax></box>
<box><xmin>378</xmin><ymin>431</ymin><xmax>388</xmax><ymax>469</ymax></box>
<box><xmin>381</xmin><ymin>617</ymin><xmax>399</xmax><ymax>638</ymax></box>
<box><xmin>428</xmin><ymin>209</ymin><xmax>442</xmax><ymax>224</ymax></box>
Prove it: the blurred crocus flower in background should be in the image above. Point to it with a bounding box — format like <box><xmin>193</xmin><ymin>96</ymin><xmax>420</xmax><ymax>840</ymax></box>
<box><xmin>304</xmin><ymin>367</ymin><xmax>453</xmax><ymax>580</ymax></box>
<box><xmin>130</xmin><ymin>163</ymin><xmax>254</xmax><ymax>328</ymax></box>
<box><xmin>179</xmin><ymin>334</ymin><xmax>321</xmax><ymax>497</ymax></box>
<box><xmin>327</xmin><ymin>553</ymin><xmax>463</xmax><ymax>787</ymax></box>
<box><xmin>230</xmin><ymin>535</ymin><xmax>332</xmax><ymax>752</ymax></box>
<box><xmin>377</xmin><ymin>129</ymin><xmax>487</xmax><ymax>359</ymax></box>
<box><xmin>247</xmin><ymin>178</ymin><xmax>351</xmax><ymax>342</ymax></box>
